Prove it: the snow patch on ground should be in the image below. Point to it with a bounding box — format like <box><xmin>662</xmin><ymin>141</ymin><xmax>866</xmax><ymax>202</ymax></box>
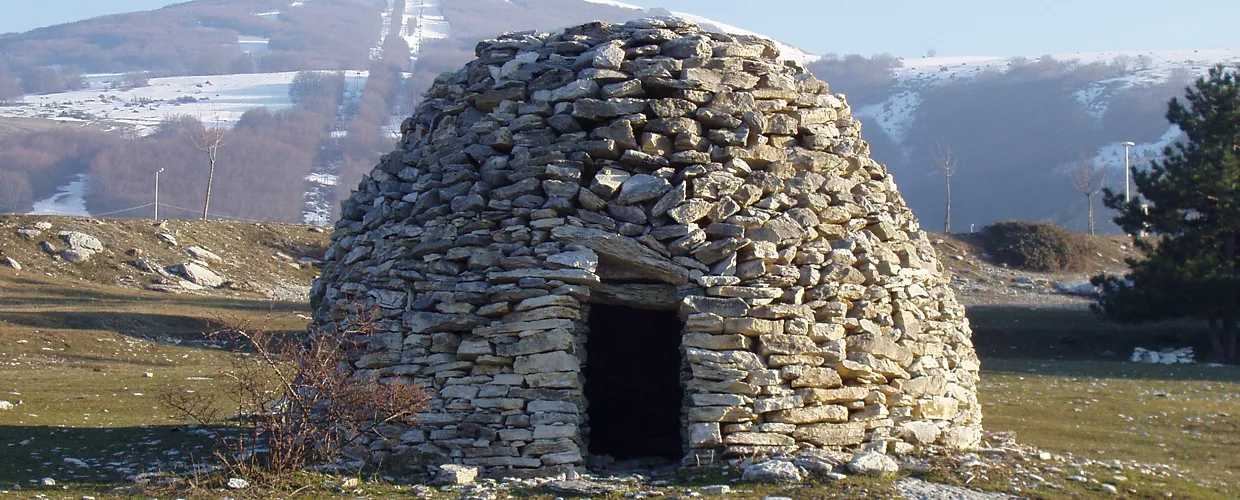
<box><xmin>306</xmin><ymin>172</ymin><xmax>339</xmax><ymax>186</ymax></box>
<box><xmin>0</xmin><ymin>72</ymin><xmax>300</xmax><ymax>136</ymax></box>
<box><xmin>894</xmin><ymin>48</ymin><xmax>1240</xmax><ymax>88</ymax></box>
<box><xmin>238</xmin><ymin>36</ymin><xmax>270</xmax><ymax>53</ymax></box>
<box><xmin>1092</xmin><ymin>125</ymin><xmax>1183</xmax><ymax>173</ymax></box>
<box><xmin>582</xmin><ymin>0</ymin><xmax>643</xmax><ymax>9</ymax></box>
<box><xmin>404</xmin><ymin>0</ymin><xmax>452</xmax><ymax>69</ymax></box>
<box><xmin>29</xmin><ymin>174</ymin><xmax>91</xmax><ymax>217</ymax></box>
<box><xmin>855</xmin><ymin>91</ymin><xmax>922</xmax><ymax>145</ymax></box>
<box><xmin>370</xmin><ymin>0</ymin><xmax>396</xmax><ymax>61</ymax></box>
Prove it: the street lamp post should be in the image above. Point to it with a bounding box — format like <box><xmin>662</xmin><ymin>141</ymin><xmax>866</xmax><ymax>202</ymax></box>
<box><xmin>154</xmin><ymin>168</ymin><xmax>165</xmax><ymax>221</ymax></box>
<box><xmin>1122</xmin><ymin>141</ymin><xmax>1136</xmax><ymax>203</ymax></box>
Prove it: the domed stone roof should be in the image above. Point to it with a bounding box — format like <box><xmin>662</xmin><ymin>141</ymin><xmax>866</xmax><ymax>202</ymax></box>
<box><xmin>312</xmin><ymin>17</ymin><xmax>981</xmax><ymax>475</ymax></box>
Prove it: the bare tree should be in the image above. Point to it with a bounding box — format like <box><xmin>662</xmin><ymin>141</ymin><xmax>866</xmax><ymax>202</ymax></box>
<box><xmin>0</xmin><ymin>73</ymin><xmax>22</xmax><ymax>104</ymax></box>
<box><xmin>1068</xmin><ymin>152</ymin><xmax>1108</xmax><ymax>235</ymax></box>
<box><xmin>189</xmin><ymin>113</ymin><xmax>227</xmax><ymax>220</ymax></box>
<box><xmin>932</xmin><ymin>142</ymin><xmax>959</xmax><ymax>233</ymax></box>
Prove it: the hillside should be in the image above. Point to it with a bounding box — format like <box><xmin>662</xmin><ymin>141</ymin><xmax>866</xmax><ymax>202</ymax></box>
<box><xmin>0</xmin><ymin>214</ymin><xmax>325</xmax><ymax>302</ymax></box>
<box><xmin>0</xmin><ymin>213</ymin><xmax>1144</xmax><ymax>314</ymax></box>
<box><xmin>812</xmin><ymin>49</ymin><xmax>1240</xmax><ymax>234</ymax></box>
<box><xmin>0</xmin><ymin>0</ymin><xmax>1237</xmax><ymax>234</ymax></box>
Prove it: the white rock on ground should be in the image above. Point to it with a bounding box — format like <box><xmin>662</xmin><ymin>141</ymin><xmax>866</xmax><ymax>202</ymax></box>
<box><xmin>170</xmin><ymin>262</ymin><xmax>225</xmax><ymax>287</ymax></box>
<box><xmin>894</xmin><ymin>477</ymin><xmax>1020</xmax><ymax>499</ymax></box>
<box><xmin>0</xmin><ymin>400</ymin><xmax>14</xmax><ymax>410</ymax></box>
<box><xmin>227</xmin><ymin>477</ymin><xmax>250</xmax><ymax>489</ymax></box>
<box><xmin>1</xmin><ymin>257</ymin><xmax>20</xmax><ymax>270</ymax></box>
<box><xmin>58</xmin><ymin>231</ymin><xmax>104</xmax><ymax>263</ymax></box>
<box><xmin>741</xmin><ymin>460</ymin><xmax>803</xmax><ymax>483</ymax></box>
<box><xmin>435</xmin><ymin>464</ymin><xmax>479</xmax><ymax>485</ymax></box>
<box><xmin>1054</xmin><ymin>279</ymin><xmax>1098</xmax><ymax>296</ymax></box>
<box><xmin>847</xmin><ymin>451</ymin><xmax>900</xmax><ymax>476</ymax></box>
<box><xmin>186</xmin><ymin>245</ymin><xmax>223</xmax><ymax>262</ymax></box>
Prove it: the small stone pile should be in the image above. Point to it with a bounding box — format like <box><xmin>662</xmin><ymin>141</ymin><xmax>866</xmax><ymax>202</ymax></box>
<box><xmin>1130</xmin><ymin>347</ymin><xmax>1195</xmax><ymax>364</ymax></box>
<box><xmin>312</xmin><ymin>17</ymin><xmax>982</xmax><ymax>476</ymax></box>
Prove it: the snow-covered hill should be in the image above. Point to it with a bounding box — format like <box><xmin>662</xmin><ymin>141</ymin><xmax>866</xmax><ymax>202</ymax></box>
<box><xmin>856</xmin><ymin>48</ymin><xmax>1240</xmax><ymax>180</ymax></box>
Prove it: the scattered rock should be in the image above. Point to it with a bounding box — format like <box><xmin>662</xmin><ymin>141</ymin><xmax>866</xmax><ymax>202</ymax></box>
<box><xmin>434</xmin><ymin>464</ymin><xmax>479</xmax><ymax>485</ymax></box>
<box><xmin>226</xmin><ymin>477</ymin><xmax>249</xmax><ymax>489</ymax></box>
<box><xmin>1</xmin><ymin>256</ymin><xmax>20</xmax><ymax>270</ymax></box>
<box><xmin>1054</xmin><ymin>279</ymin><xmax>1098</xmax><ymax>296</ymax></box>
<box><xmin>186</xmin><ymin>245</ymin><xmax>222</xmax><ymax>262</ymax></box>
<box><xmin>0</xmin><ymin>400</ymin><xmax>13</xmax><ymax>410</ymax></box>
<box><xmin>894</xmin><ymin>478</ymin><xmax>1018</xmax><ymax>499</ymax></box>
<box><xmin>170</xmin><ymin>262</ymin><xmax>224</xmax><ymax>287</ymax></box>
<box><xmin>58</xmin><ymin>231</ymin><xmax>104</xmax><ymax>263</ymax></box>
<box><xmin>40</xmin><ymin>477</ymin><xmax>56</xmax><ymax>487</ymax></box>
<box><xmin>701</xmin><ymin>485</ymin><xmax>731</xmax><ymax>495</ymax></box>
<box><xmin>15</xmin><ymin>228</ymin><xmax>41</xmax><ymax>239</ymax></box>
<box><xmin>1131</xmin><ymin>347</ymin><xmax>1194</xmax><ymax>364</ymax></box>
<box><xmin>847</xmin><ymin>451</ymin><xmax>899</xmax><ymax>476</ymax></box>
<box><xmin>157</xmin><ymin>233</ymin><xmax>178</xmax><ymax>246</ymax></box>
<box><xmin>742</xmin><ymin>460</ymin><xmax>803</xmax><ymax>483</ymax></box>
<box><xmin>547</xmin><ymin>479</ymin><xmax>622</xmax><ymax>495</ymax></box>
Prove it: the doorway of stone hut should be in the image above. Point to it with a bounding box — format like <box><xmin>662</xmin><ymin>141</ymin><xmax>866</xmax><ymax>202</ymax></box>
<box><xmin>583</xmin><ymin>303</ymin><xmax>685</xmax><ymax>464</ymax></box>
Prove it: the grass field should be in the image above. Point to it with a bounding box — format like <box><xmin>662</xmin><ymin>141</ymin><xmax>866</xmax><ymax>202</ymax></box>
<box><xmin>1</xmin><ymin>269</ymin><xmax>1238</xmax><ymax>498</ymax></box>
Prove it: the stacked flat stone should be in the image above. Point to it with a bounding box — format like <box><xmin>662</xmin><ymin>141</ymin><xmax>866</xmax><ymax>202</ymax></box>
<box><xmin>311</xmin><ymin>17</ymin><xmax>982</xmax><ymax>476</ymax></box>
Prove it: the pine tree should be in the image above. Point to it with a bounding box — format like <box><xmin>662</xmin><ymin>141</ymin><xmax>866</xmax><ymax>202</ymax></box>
<box><xmin>1094</xmin><ymin>64</ymin><xmax>1240</xmax><ymax>363</ymax></box>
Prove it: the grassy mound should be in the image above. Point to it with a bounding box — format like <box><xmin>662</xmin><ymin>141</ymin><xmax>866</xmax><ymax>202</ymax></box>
<box><xmin>979</xmin><ymin>220</ymin><xmax>1090</xmax><ymax>272</ymax></box>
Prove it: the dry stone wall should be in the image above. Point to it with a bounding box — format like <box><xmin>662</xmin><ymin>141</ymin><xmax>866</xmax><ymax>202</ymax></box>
<box><xmin>311</xmin><ymin>17</ymin><xmax>982</xmax><ymax>475</ymax></box>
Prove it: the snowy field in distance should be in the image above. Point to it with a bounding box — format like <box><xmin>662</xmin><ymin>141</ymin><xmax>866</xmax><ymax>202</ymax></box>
<box><xmin>0</xmin><ymin>72</ymin><xmax>305</xmax><ymax>136</ymax></box>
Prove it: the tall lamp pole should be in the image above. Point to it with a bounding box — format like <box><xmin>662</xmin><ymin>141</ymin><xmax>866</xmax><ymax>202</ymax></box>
<box><xmin>154</xmin><ymin>168</ymin><xmax>165</xmax><ymax>221</ymax></box>
<box><xmin>1122</xmin><ymin>141</ymin><xmax>1136</xmax><ymax>203</ymax></box>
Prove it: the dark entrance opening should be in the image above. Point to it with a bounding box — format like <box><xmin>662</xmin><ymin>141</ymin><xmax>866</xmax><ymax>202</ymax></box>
<box><xmin>584</xmin><ymin>303</ymin><xmax>684</xmax><ymax>461</ymax></box>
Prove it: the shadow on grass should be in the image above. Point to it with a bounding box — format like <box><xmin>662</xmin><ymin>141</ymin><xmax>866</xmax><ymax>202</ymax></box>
<box><xmin>981</xmin><ymin>357</ymin><xmax>1240</xmax><ymax>382</ymax></box>
<box><xmin>969</xmin><ymin>305</ymin><xmax>1240</xmax><ymax>381</ymax></box>
<box><xmin>0</xmin><ymin>310</ymin><xmax>309</xmax><ymax>351</ymax></box>
<box><xmin>0</xmin><ymin>424</ymin><xmax>216</xmax><ymax>486</ymax></box>
<box><xmin>0</xmin><ymin>275</ymin><xmax>307</xmax><ymax>313</ymax></box>
<box><xmin>969</xmin><ymin>305</ymin><xmax>1210</xmax><ymax>359</ymax></box>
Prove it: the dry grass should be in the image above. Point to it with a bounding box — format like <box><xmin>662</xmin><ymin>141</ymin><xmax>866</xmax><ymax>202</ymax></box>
<box><xmin>0</xmin><ymin>214</ymin><xmax>326</xmax><ymax>300</ymax></box>
<box><xmin>1</xmin><ymin>218</ymin><xmax>1237</xmax><ymax>498</ymax></box>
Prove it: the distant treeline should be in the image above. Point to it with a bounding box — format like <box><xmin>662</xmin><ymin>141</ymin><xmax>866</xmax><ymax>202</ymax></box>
<box><xmin>0</xmin><ymin>71</ymin><xmax>348</xmax><ymax>222</ymax></box>
<box><xmin>0</xmin><ymin>0</ymin><xmax>381</xmax><ymax>77</ymax></box>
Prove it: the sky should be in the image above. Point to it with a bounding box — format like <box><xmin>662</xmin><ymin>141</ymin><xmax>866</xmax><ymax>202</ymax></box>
<box><xmin>4</xmin><ymin>0</ymin><xmax>1240</xmax><ymax>58</ymax></box>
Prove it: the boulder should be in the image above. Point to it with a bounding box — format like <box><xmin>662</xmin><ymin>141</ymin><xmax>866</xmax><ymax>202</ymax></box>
<box><xmin>434</xmin><ymin>464</ymin><xmax>479</xmax><ymax>485</ymax></box>
<box><xmin>847</xmin><ymin>451</ymin><xmax>899</xmax><ymax>476</ymax></box>
<box><xmin>171</xmin><ymin>262</ymin><xmax>224</xmax><ymax>287</ymax></box>
<box><xmin>741</xmin><ymin>460</ymin><xmax>803</xmax><ymax>483</ymax></box>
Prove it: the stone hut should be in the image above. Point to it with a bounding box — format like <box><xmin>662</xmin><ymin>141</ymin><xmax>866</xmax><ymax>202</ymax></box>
<box><xmin>311</xmin><ymin>18</ymin><xmax>982</xmax><ymax>476</ymax></box>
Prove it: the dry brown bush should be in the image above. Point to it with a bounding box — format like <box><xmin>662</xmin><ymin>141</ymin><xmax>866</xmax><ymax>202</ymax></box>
<box><xmin>979</xmin><ymin>220</ymin><xmax>1091</xmax><ymax>272</ymax></box>
<box><xmin>160</xmin><ymin>311</ymin><xmax>429</xmax><ymax>478</ymax></box>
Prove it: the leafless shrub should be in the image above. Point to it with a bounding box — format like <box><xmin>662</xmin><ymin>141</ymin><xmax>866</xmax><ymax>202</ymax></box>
<box><xmin>160</xmin><ymin>310</ymin><xmax>429</xmax><ymax>479</ymax></box>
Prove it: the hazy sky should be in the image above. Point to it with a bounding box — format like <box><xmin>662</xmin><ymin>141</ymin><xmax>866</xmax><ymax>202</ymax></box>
<box><xmin>5</xmin><ymin>0</ymin><xmax>1240</xmax><ymax>58</ymax></box>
